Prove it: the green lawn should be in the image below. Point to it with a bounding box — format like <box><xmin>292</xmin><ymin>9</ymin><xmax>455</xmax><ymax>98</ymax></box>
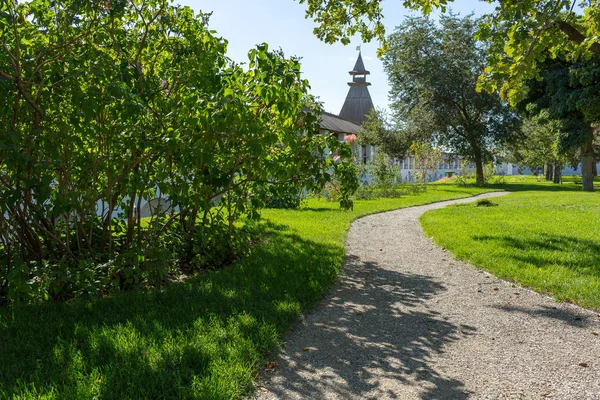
<box><xmin>0</xmin><ymin>184</ymin><xmax>494</xmax><ymax>400</ymax></box>
<box><xmin>562</xmin><ymin>174</ymin><xmax>600</xmax><ymax>184</ymax></box>
<box><xmin>421</xmin><ymin>187</ymin><xmax>600</xmax><ymax>311</ymax></box>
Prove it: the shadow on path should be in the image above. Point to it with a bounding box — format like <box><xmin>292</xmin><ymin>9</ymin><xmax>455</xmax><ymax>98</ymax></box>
<box><xmin>263</xmin><ymin>255</ymin><xmax>476</xmax><ymax>400</ymax></box>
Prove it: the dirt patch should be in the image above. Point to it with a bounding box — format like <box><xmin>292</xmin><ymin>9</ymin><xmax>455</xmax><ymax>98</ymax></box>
<box><xmin>435</xmin><ymin>176</ymin><xmax>455</xmax><ymax>183</ymax></box>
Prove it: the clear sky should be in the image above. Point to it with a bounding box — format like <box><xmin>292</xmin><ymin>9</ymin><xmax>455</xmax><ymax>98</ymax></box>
<box><xmin>183</xmin><ymin>0</ymin><xmax>495</xmax><ymax>115</ymax></box>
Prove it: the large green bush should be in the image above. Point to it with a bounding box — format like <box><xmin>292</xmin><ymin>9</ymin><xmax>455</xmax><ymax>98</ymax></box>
<box><xmin>0</xmin><ymin>0</ymin><xmax>356</xmax><ymax>304</ymax></box>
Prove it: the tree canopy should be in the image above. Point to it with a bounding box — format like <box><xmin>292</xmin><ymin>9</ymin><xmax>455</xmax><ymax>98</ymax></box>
<box><xmin>382</xmin><ymin>14</ymin><xmax>520</xmax><ymax>185</ymax></box>
<box><xmin>358</xmin><ymin>108</ymin><xmax>415</xmax><ymax>160</ymax></box>
<box><xmin>299</xmin><ymin>0</ymin><xmax>600</xmax><ymax>102</ymax></box>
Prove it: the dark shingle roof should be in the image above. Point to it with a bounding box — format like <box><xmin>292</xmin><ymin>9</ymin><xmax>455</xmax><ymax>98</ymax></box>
<box><xmin>339</xmin><ymin>85</ymin><xmax>374</xmax><ymax>125</ymax></box>
<box><xmin>319</xmin><ymin>111</ymin><xmax>360</xmax><ymax>134</ymax></box>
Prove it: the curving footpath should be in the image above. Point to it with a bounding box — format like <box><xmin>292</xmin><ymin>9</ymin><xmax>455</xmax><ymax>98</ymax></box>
<box><xmin>254</xmin><ymin>192</ymin><xmax>600</xmax><ymax>400</ymax></box>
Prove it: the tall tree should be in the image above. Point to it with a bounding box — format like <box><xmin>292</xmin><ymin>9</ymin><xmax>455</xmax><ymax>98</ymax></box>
<box><xmin>299</xmin><ymin>0</ymin><xmax>600</xmax><ymax>103</ymax></box>
<box><xmin>383</xmin><ymin>14</ymin><xmax>520</xmax><ymax>185</ymax></box>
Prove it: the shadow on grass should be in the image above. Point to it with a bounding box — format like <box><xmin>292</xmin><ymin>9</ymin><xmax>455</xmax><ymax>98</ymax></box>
<box><xmin>427</xmin><ymin>187</ymin><xmax>496</xmax><ymax>196</ymax></box>
<box><xmin>472</xmin><ymin>233</ymin><xmax>600</xmax><ymax>276</ymax></box>
<box><xmin>490</xmin><ymin>305</ymin><xmax>592</xmax><ymax>328</ymax></box>
<box><xmin>261</xmin><ymin>255</ymin><xmax>475</xmax><ymax>400</ymax></box>
<box><xmin>295</xmin><ymin>207</ymin><xmax>340</xmax><ymax>212</ymax></box>
<box><xmin>489</xmin><ymin>182</ymin><xmax>582</xmax><ymax>192</ymax></box>
<box><xmin>0</xmin><ymin>221</ymin><xmax>345</xmax><ymax>399</ymax></box>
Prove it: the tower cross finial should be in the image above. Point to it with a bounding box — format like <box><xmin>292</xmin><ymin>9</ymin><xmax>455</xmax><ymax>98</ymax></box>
<box><xmin>356</xmin><ymin>45</ymin><xmax>361</xmax><ymax>53</ymax></box>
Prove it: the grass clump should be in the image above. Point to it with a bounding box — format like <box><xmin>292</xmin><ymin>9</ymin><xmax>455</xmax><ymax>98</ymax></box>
<box><xmin>0</xmin><ymin>183</ymin><xmax>495</xmax><ymax>399</ymax></box>
<box><xmin>475</xmin><ymin>198</ymin><xmax>498</xmax><ymax>207</ymax></box>
<box><xmin>421</xmin><ymin>189</ymin><xmax>600</xmax><ymax>310</ymax></box>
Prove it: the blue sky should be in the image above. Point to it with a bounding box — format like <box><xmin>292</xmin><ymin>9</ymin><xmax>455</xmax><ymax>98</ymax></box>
<box><xmin>184</xmin><ymin>0</ymin><xmax>495</xmax><ymax>115</ymax></box>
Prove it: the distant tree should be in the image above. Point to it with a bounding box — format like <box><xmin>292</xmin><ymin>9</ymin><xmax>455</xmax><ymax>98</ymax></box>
<box><xmin>367</xmin><ymin>152</ymin><xmax>399</xmax><ymax>190</ymax></box>
<box><xmin>507</xmin><ymin>112</ymin><xmax>578</xmax><ymax>183</ymax></box>
<box><xmin>383</xmin><ymin>14</ymin><xmax>520</xmax><ymax>185</ymax></box>
<box><xmin>358</xmin><ymin>108</ymin><xmax>416</xmax><ymax>160</ymax></box>
<box><xmin>517</xmin><ymin>56</ymin><xmax>600</xmax><ymax>190</ymax></box>
<box><xmin>410</xmin><ymin>142</ymin><xmax>443</xmax><ymax>183</ymax></box>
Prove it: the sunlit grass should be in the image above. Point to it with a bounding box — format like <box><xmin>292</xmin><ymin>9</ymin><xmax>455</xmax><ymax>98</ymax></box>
<box><xmin>562</xmin><ymin>174</ymin><xmax>600</xmax><ymax>184</ymax></box>
<box><xmin>421</xmin><ymin>189</ymin><xmax>600</xmax><ymax>310</ymax></box>
<box><xmin>0</xmin><ymin>183</ymin><xmax>496</xmax><ymax>399</ymax></box>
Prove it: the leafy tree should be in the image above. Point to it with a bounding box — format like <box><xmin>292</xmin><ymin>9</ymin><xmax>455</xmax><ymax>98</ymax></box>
<box><xmin>360</xmin><ymin>109</ymin><xmax>443</xmax><ymax>184</ymax></box>
<box><xmin>367</xmin><ymin>152</ymin><xmax>399</xmax><ymax>189</ymax></box>
<box><xmin>299</xmin><ymin>0</ymin><xmax>600</xmax><ymax>102</ymax></box>
<box><xmin>516</xmin><ymin>55</ymin><xmax>600</xmax><ymax>190</ymax></box>
<box><xmin>358</xmin><ymin>108</ymin><xmax>415</xmax><ymax>160</ymax></box>
<box><xmin>507</xmin><ymin>112</ymin><xmax>578</xmax><ymax>183</ymax></box>
<box><xmin>383</xmin><ymin>14</ymin><xmax>520</xmax><ymax>185</ymax></box>
<box><xmin>410</xmin><ymin>142</ymin><xmax>443</xmax><ymax>183</ymax></box>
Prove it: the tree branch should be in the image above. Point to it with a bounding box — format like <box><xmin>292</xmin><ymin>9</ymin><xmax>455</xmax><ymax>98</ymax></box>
<box><xmin>0</xmin><ymin>70</ymin><xmax>16</xmax><ymax>82</ymax></box>
<box><xmin>557</xmin><ymin>21</ymin><xmax>600</xmax><ymax>55</ymax></box>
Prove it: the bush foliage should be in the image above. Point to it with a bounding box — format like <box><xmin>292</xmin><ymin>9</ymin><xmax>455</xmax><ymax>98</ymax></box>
<box><xmin>0</xmin><ymin>0</ymin><xmax>357</xmax><ymax>304</ymax></box>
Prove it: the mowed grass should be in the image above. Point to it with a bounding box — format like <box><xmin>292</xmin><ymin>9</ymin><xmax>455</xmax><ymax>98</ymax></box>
<box><xmin>562</xmin><ymin>175</ymin><xmax>600</xmax><ymax>185</ymax></box>
<box><xmin>421</xmin><ymin>187</ymin><xmax>600</xmax><ymax>310</ymax></box>
<box><xmin>0</xmin><ymin>184</ymin><xmax>494</xmax><ymax>399</ymax></box>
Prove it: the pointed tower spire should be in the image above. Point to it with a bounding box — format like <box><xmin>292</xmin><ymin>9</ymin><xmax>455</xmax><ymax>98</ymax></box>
<box><xmin>350</xmin><ymin>51</ymin><xmax>369</xmax><ymax>75</ymax></box>
<box><xmin>339</xmin><ymin>49</ymin><xmax>374</xmax><ymax>125</ymax></box>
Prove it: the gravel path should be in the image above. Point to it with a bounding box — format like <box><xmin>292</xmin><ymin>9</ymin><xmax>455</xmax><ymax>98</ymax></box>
<box><xmin>254</xmin><ymin>192</ymin><xmax>600</xmax><ymax>400</ymax></box>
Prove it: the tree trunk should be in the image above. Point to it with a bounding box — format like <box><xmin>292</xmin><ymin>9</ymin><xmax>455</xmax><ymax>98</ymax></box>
<box><xmin>474</xmin><ymin>152</ymin><xmax>484</xmax><ymax>186</ymax></box>
<box><xmin>545</xmin><ymin>163</ymin><xmax>553</xmax><ymax>181</ymax></box>
<box><xmin>126</xmin><ymin>194</ymin><xmax>136</xmax><ymax>246</ymax></box>
<box><xmin>581</xmin><ymin>154</ymin><xmax>595</xmax><ymax>191</ymax></box>
<box><xmin>556</xmin><ymin>21</ymin><xmax>600</xmax><ymax>55</ymax></box>
<box><xmin>553</xmin><ymin>164</ymin><xmax>562</xmax><ymax>184</ymax></box>
<box><xmin>581</xmin><ymin>135</ymin><xmax>595</xmax><ymax>191</ymax></box>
